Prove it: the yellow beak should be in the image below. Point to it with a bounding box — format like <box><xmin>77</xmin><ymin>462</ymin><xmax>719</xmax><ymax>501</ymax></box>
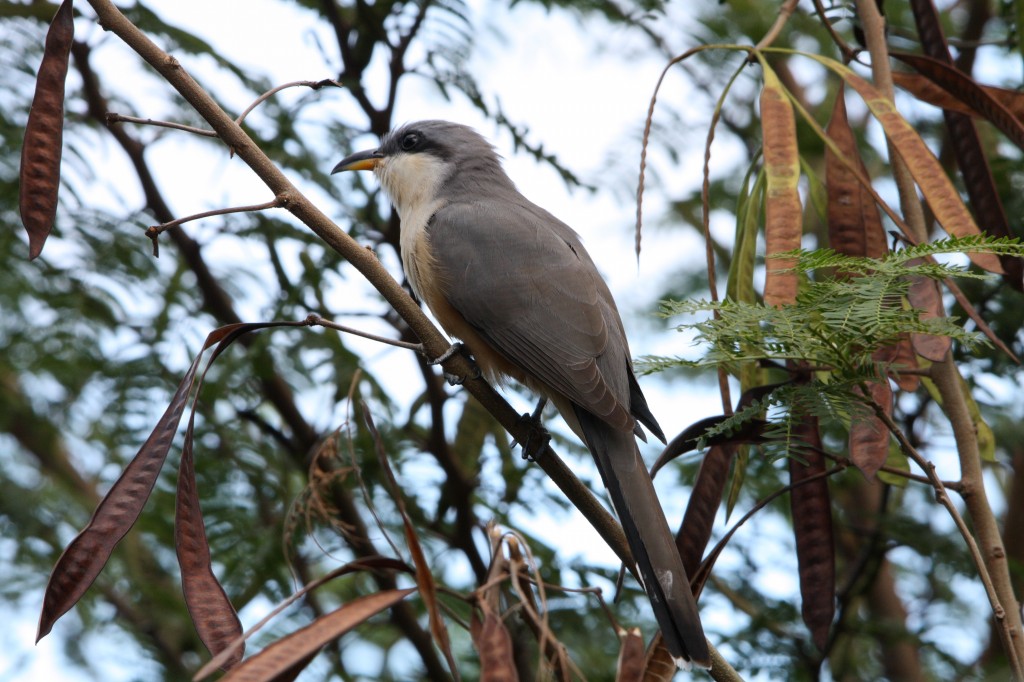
<box><xmin>331</xmin><ymin>149</ymin><xmax>383</xmax><ymax>173</ymax></box>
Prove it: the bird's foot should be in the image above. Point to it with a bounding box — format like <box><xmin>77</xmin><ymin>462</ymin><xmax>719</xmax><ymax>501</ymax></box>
<box><xmin>512</xmin><ymin>398</ymin><xmax>550</xmax><ymax>461</ymax></box>
<box><xmin>429</xmin><ymin>342</ymin><xmax>465</xmax><ymax>365</ymax></box>
<box><xmin>428</xmin><ymin>342</ymin><xmax>481</xmax><ymax>386</ymax></box>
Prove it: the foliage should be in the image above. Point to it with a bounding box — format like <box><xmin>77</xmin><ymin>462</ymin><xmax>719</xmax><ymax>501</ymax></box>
<box><xmin>669</xmin><ymin>243</ymin><xmax>1000</xmax><ymax>367</ymax></box>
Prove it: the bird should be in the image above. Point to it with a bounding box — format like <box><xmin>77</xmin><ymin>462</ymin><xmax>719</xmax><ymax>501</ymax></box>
<box><xmin>332</xmin><ymin>120</ymin><xmax>710</xmax><ymax>669</ymax></box>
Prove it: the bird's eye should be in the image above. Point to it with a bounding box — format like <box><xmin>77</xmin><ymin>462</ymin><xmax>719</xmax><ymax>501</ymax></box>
<box><xmin>400</xmin><ymin>133</ymin><xmax>420</xmax><ymax>151</ymax></box>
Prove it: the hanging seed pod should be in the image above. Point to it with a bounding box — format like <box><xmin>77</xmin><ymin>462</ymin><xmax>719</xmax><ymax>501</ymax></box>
<box><xmin>760</xmin><ymin>67</ymin><xmax>803</xmax><ymax>308</ymax></box>
<box><xmin>19</xmin><ymin>0</ymin><xmax>74</xmax><ymax>260</ymax></box>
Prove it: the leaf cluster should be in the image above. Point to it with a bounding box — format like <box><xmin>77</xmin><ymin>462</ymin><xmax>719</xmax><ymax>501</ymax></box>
<box><xmin>663</xmin><ymin>238</ymin><xmax>1015</xmax><ymax>375</ymax></box>
<box><xmin>652</xmin><ymin>238</ymin><xmax>1024</xmax><ymax>450</ymax></box>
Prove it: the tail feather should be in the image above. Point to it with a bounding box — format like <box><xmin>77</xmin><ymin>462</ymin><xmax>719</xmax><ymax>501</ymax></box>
<box><xmin>575</xmin><ymin>406</ymin><xmax>710</xmax><ymax>669</ymax></box>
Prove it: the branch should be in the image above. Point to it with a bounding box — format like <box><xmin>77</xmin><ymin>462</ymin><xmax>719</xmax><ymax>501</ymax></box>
<box><xmin>116</xmin><ymin>74</ymin><xmax>386</xmax><ymax>144</ymax></box>
<box><xmin>928</xmin><ymin>362</ymin><xmax>1024</xmax><ymax>671</ymax></box>
<box><xmin>815</xmin><ymin>445</ymin><xmax>964</xmax><ymax>492</ymax></box>
<box><xmin>872</xmin><ymin>386</ymin><xmax>1023</xmax><ymax>676</ymax></box>
<box><xmin>234</xmin><ymin>78</ymin><xmax>342</xmax><ymax>128</ymax></box>
<box><xmin>808</xmin><ymin>0</ymin><xmax>857</xmax><ymax>63</ymax></box>
<box><xmin>854</xmin><ymin>0</ymin><xmax>1024</xmax><ymax>673</ymax></box>
<box><xmin>306</xmin><ymin>313</ymin><xmax>423</xmax><ymax>352</ymax></box>
<box><xmin>106</xmin><ymin>111</ymin><xmax>216</xmax><ymax>136</ymax></box>
<box><xmin>83</xmin><ymin>0</ymin><xmax>655</xmax><ymax>661</ymax></box>
<box><xmin>754</xmin><ymin>0</ymin><xmax>799</xmax><ymax>51</ymax></box>
<box><xmin>145</xmin><ymin>198</ymin><xmax>284</xmax><ymax>256</ymax></box>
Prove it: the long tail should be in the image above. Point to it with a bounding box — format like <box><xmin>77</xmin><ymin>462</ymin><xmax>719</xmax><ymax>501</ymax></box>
<box><xmin>575</xmin><ymin>407</ymin><xmax>710</xmax><ymax>669</ymax></box>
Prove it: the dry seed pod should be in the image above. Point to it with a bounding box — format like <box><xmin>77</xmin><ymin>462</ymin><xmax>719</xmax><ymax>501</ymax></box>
<box><xmin>19</xmin><ymin>0</ymin><xmax>74</xmax><ymax>260</ymax></box>
<box><xmin>761</xmin><ymin>68</ymin><xmax>803</xmax><ymax>308</ymax></box>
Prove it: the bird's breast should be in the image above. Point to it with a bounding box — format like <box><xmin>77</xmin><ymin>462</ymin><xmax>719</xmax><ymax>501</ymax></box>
<box><xmin>399</xmin><ymin>199</ymin><xmax>445</xmax><ymax>303</ymax></box>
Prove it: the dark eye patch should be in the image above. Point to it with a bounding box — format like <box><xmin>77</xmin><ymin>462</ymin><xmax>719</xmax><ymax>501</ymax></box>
<box><xmin>401</xmin><ymin>132</ymin><xmax>420</xmax><ymax>151</ymax></box>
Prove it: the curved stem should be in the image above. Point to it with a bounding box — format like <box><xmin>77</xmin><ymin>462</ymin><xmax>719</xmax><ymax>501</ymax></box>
<box><xmin>305</xmin><ymin>313</ymin><xmax>423</xmax><ymax>352</ymax></box>
<box><xmin>146</xmin><ymin>198</ymin><xmax>283</xmax><ymax>256</ymax></box>
<box><xmin>234</xmin><ymin>79</ymin><xmax>341</xmax><ymax>127</ymax></box>
<box><xmin>106</xmin><ymin>112</ymin><xmax>216</xmax><ymax>136</ymax></box>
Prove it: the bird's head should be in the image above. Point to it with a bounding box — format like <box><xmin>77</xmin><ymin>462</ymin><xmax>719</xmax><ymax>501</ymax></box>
<box><xmin>332</xmin><ymin>120</ymin><xmax>510</xmax><ymax>215</ymax></box>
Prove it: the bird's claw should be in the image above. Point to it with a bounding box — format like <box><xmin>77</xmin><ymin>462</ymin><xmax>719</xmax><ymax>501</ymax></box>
<box><xmin>512</xmin><ymin>407</ymin><xmax>550</xmax><ymax>462</ymax></box>
<box><xmin>429</xmin><ymin>342</ymin><xmax>481</xmax><ymax>386</ymax></box>
<box><xmin>429</xmin><ymin>342</ymin><xmax>465</xmax><ymax>365</ymax></box>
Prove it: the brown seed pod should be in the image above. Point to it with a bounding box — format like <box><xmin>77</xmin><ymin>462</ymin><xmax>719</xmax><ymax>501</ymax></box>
<box><xmin>19</xmin><ymin>0</ymin><xmax>74</xmax><ymax>260</ymax></box>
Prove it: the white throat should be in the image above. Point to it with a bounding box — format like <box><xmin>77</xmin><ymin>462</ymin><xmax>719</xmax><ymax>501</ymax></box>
<box><xmin>375</xmin><ymin>152</ymin><xmax>450</xmax><ymax>300</ymax></box>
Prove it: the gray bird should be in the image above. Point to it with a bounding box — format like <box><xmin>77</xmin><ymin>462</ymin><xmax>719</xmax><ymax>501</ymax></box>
<box><xmin>333</xmin><ymin>120</ymin><xmax>709</xmax><ymax>668</ymax></box>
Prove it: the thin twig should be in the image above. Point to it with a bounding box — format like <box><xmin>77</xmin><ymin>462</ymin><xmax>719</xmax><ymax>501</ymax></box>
<box><xmin>235</xmin><ymin>79</ymin><xmax>342</xmax><ymax>128</ymax></box>
<box><xmin>940</xmin><ymin>275</ymin><xmax>1020</xmax><ymax>363</ymax></box>
<box><xmin>929</xmin><ymin>360</ymin><xmax>1024</xmax><ymax>675</ymax></box>
<box><xmin>304</xmin><ymin>313</ymin><xmax>424</xmax><ymax>353</ymax></box>
<box><xmin>813</xmin><ymin>444</ymin><xmax>964</xmax><ymax>492</ymax></box>
<box><xmin>808</xmin><ymin>0</ymin><xmax>857</xmax><ymax>62</ymax></box>
<box><xmin>692</xmin><ymin>464</ymin><xmax>847</xmax><ymax>598</ymax></box>
<box><xmin>754</xmin><ymin>0</ymin><xmax>800</xmax><ymax>51</ymax></box>
<box><xmin>105</xmin><ymin>112</ymin><xmax>217</xmax><ymax>136</ymax></box>
<box><xmin>145</xmin><ymin>197</ymin><xmax>284</xmax><ymax>256</ymax></box>
<box><xmin>871</xmin><ymin>399</ymin><xmax>1011</xmax><ymax>626</ymax></box>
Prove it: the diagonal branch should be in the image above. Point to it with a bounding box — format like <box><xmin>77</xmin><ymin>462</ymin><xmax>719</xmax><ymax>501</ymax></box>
<box><xmin>71</xmin><ymin>31</ymin><xmax>447</xmax><ymax>680</ymax></box>
<box><xmin>81</xmin><ymin>2</ymin><xmax>739</xmax><ymax>675</ymax></box>
<box><xmin>79</xmin><ymin>0</ymin><xmax>702</xmax><ymax>668</ymax></box>
<box><xmin>83</xmin><ymin>0</ymin><xmax>629</xmax><ymax>576</ymax></box>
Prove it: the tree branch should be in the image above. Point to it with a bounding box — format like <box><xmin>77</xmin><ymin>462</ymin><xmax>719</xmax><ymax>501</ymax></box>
<box><xmin>72</xmin><ymin>29</ymin><xmax>448</xmax><ymax>679</ymax></box>
<box><xmin>84</xmin><ymin>0</ymin><xmax>633</xmax><ymax>581</ymax></box>
<box><xmin>929</xmin><ymin>360</ymin><xmax>1024</xmax><ymax>670</ymax></box>
<box><xmin>854</xmin><ymin>0</ymin><xmax>1024</xmax><ymax>672</ymax></box>
<box><xmin>82</xmin><ymin>0</ymin><xmax>740</xmax><ymax>673</ymax></box>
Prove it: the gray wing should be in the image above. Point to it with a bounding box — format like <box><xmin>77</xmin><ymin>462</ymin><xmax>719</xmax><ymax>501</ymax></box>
<box><xmin>428</xmin><ymin>198</ymin><xmax>636</xmax><ymax>432</ymax></box>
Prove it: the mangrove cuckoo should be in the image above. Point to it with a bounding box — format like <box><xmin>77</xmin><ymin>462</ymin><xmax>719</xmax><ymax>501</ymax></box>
<box><xmin>332</xmin><ymin>120</ymin><xmax>709</xmax><ymax>668</ymax></box>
